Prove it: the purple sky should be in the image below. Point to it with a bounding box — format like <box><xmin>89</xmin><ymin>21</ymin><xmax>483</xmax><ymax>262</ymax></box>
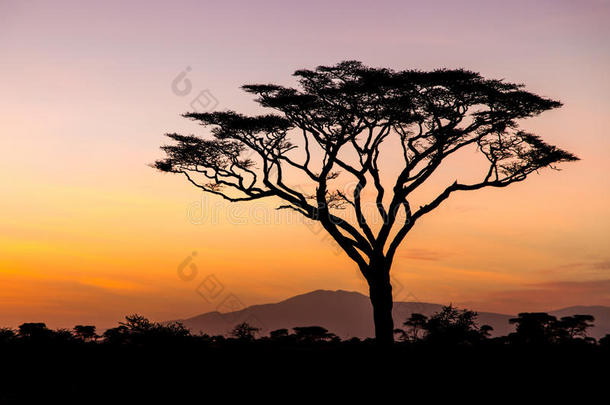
<box><xmin>1</xmin><ymin>0</ymin><xmax>609</xmax><ymax>328</ymax></box>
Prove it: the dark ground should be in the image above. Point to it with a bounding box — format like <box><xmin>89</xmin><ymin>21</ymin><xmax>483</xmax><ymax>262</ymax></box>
<box><xmin>1</xmin><ymin>340</ymin><xmax>607</xmax><ymax>403</ymax></box>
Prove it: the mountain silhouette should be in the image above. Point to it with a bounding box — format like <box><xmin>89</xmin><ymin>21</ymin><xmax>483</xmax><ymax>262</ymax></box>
<box><xmin>174</xmin><ymin>290</ymin><xmax>610</xmax><ymax>339</ymax></box>
<box><xmin>173</xmin><ymin>290</ymin><xmax>491</xmax><ymax>338</ymax></box>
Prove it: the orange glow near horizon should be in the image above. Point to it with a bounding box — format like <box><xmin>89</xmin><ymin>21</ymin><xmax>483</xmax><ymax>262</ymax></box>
<box><xmin>1</xmin><ymin>0</ymin><xmax>609</xmax><ymax>330</ymax></box>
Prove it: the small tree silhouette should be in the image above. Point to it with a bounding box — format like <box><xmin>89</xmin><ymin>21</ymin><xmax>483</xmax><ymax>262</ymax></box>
<box><xmin>230</xmin><ymin>322</ymin><xmax>260</xmax><ymax>341</ymax></box>
<box><xmin>18</xmin><ymin>323</ymin><xmax>51</xmax><ymax>340</ymax></box>
<box><xmin>101</xmin><ymin>315</ymin><xmax>191</xmax><ymax>345</ymax></box>
<box><xmin>401</xmin><ymin>313</ymin><xmax>429</xmax><ymax>342</ymax></box>
<box><xmin>0</xmin><ymin>328</ymin><xmax>16</xmax><ymax>343</ymax></box>
<box><xmin>155</xmin><ymin>61</ymin><xmax>578</xmax><ymax>344</ymax></box>
<box><xmin>269</xmin><ymin>328</ymin><xmax>289</xmax><ymax>340</ymax></box>
<box><xmin>292</xmin><ymin>326</ymin><xmax>337</xmax><ymax>343</ymax></box>
<box><xmin>558</xmin><ymin>315</ymin><xmax>595</xmax><ymax>340</ymax></box>
<box><xmin>120</xmin><ymin>314</ymin><xmax>153</xmax><ymax>333</ymax></box>
<box><xmin>422</xmin><ymin>305</ymin><xmax>487</xmax><ymax>344</ymax></box>
<box><xmin>509</xmin><ymin>312</ymin><xmax>558</xmax><ymax>344</ymax></box>
<box><xmin>73</xmin><ymin>325</ymin><xmax>97</xmax><ymax>342</ymax></box>
<box><xmin>102</xmin><ymin>325</ymin><xmax>130</xmax><ymax>344</ymax></box>
<box><xmin>479</xmin><ymin>324</ymin><xmax>494</xmax><ymax>339</ymax></box>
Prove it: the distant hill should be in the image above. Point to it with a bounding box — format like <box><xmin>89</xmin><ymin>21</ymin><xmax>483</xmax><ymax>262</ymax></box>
<box><xmin>174</xmin><ymin>290</ymin><xmax>610</xmax><ymax>339</ymax></box>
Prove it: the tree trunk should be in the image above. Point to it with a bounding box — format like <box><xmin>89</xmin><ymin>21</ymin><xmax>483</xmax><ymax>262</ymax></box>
<box><xmin>369</xmin><ymin>272</ymin><xmax>394</xmax><ymax>346</ymax></box>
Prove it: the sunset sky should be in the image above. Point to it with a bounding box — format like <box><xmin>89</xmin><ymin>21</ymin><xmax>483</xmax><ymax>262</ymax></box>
<box><xmin>1</xmin><ymin>0</ymin><xmax>609</xmax><ymax>330</ymax></box>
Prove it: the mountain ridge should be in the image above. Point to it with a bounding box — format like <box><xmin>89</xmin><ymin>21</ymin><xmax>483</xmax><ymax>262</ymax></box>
<box><xmin>174</xmin><ymin>289</ymin><xmax>610</xmax><ymax>339</ymax></box>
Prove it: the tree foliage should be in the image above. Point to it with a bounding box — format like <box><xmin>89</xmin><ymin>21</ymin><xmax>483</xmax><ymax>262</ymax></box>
<box><xmin>509</xmin><ymin>313</ymin><xmax>596</xmax><ymax>344</ymax></box>
<box><xmin>73</xmin><ymin>325</ymin><xmax>97</xmax><ymax>341</ymax></box>
<box><xmin>154</xmin><ymin>61</ymin><xmax>578</xmax><ymax>342</ymax></box>
<box><xmin>230</xmin><ymin>322</ymin><xmax>261</xmax><ymax>341</ymax></box>
<box><xmin>155</xmin><ymin>61</ymin><xmax>577</xmax><ymax>271</ymax></box>
<box><xmin>395</xmin><ymin>305</ymin><xmax>492</xmax><ymax>344</ymax></box>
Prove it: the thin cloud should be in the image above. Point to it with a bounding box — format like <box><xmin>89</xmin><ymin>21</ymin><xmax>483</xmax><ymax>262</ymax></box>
<box><xmin>591</xmin><ymin>260</ymin><xmax>610</xmax><ymax>270</ymax></box>
<box><xmin>539</xmin><ymin>260</ymin><xmax>610</xmax><ymax>275</ymax></box>
<box><xmin>470</xmin><ymin>279</ymin><xmax>610</xmax><ymax>313</ymax></box>
<box><xmin>401</xmin><ymin>248</ymin><xmax>451</xmax><ymax>261</ymax></box>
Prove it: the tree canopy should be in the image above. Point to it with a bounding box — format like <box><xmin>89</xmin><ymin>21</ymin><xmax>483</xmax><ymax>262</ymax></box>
<box><xmin>155</xmin><ymin>61</ymin><xmax>577</xmax><ymax>271</ymax></box>
<box><xmin>154</xmin><ymin>61</ymin><xmax>578</xmax><ymax>343</ymax></box>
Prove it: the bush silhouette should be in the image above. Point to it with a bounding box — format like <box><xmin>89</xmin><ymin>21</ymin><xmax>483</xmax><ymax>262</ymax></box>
<box><xmin>230</xmin><ymin>322</ymin><xmax>260</xmax><ymax>341</ymax></box>
<box><xmin>18</xmin><ymin>323</ymin><xmax>52</xmax><ymax>340</ymax></box>
<box><xmin>398</xmin><ymin>313</ymin><xmax>428</xmax><ymax>342</ymax></box>
<box><xmin>396</xmin><ymin>305</ymin><xmax>494</xmax><ymax>345</ymax></box>
<box><xmin>269</xmin><ymin>328</ymin><xmax>289</xmax><ymax>340</ymax></box>
<box><xmin>1</xmin><ymin>308</ymin><xmax>604</xmax><ymax>351</ymax></box>
<box><xmin>73</xmin><ymin>325</ymin><xmax>97</xmax><ymax>342</ymax></box>
<box><xmin>0</xmin><ymin>328</ymin><xmax>15</xmax><ymax>343</ymax></box>
<box><xmin>101</xmin><ymin>315</ymin><xmax>190</xmax><ymax>345</ymax></box>
<box><xmin>292</xmin><ymin>326</ymin><xmax>338</xmax><ymax>343</ymax></box>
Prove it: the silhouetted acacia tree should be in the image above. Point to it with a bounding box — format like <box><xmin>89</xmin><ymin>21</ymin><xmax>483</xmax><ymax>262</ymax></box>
<box><xmin>509</xmin><ymin>313</ymin><xmax>596</xmax><ymax>345</ymax></box>
<box><xmin>558</xmin><ymin>315</ymin><xmax>595</xmax><ymax>340</ymax></box>
<box><xmin>509</xmin><ymin>312</ymin><xmax>559</xmax><ymax>345</ymax></box>
<box><xmin>154</xmin><ymin>61</ymin><xmax>578</xmax><ymax>344</ymax></box>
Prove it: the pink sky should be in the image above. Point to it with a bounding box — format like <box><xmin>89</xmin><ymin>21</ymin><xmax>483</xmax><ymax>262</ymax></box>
<box><xmin>1</xmin><ymin>0</ymin><xmax>609</xmax><ymax>329</ymax></box>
